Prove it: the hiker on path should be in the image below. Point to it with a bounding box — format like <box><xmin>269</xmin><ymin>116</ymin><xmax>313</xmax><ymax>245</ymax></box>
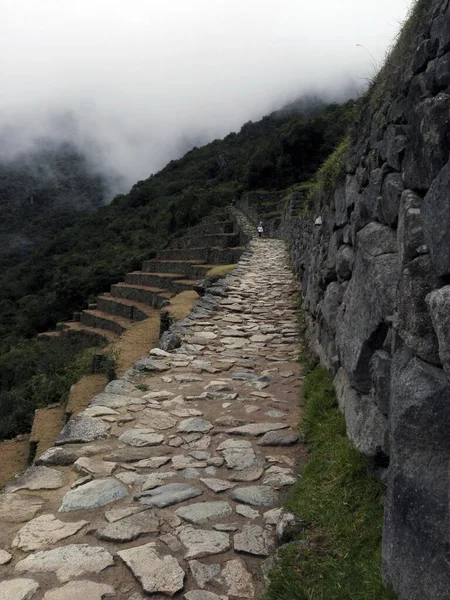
<box><xmin>257</xmin><ymin>222</ymin><xmax>264</xmax><ymax>238</ymax></box>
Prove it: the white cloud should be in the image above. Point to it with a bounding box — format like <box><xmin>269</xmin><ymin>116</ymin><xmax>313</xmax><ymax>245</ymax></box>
<box><xmin>0</xmin><ymin>0</ymin><xmax>412</xmax><ymax>193</ymax></box>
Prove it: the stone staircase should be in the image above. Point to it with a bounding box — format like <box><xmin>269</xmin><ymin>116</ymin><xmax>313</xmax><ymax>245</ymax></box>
<box><xmin>39</xmin><ymin>209</ymin><xmax>253</xmax><ymax>346</ymax></box>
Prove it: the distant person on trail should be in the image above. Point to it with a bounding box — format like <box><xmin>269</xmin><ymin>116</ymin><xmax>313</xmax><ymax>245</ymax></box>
<box><xmin>257</xmin><ymin>222</ymin><xmax>264</xmax><ymax>238</ymax></box>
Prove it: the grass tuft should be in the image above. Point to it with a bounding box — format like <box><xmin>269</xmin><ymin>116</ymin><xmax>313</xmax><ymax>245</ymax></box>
<box><xmin>263</xmin><ymin>365</ymin><xmax>395</xmax><ymax>600</ymax></box>
<box><xmin>206</xmin><ymin>264</ymin><xmax>236</xmax><ymax>278</ymax></box>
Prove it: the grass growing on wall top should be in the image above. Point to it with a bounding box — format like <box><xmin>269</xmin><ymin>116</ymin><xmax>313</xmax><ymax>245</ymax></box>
<box><xmin>305</xmin><ymin>135</ymin><xmax>350</xmax><ymax>210</ymax></box>
<box><xmin>263</xmin><ymin>365</ymin><xmax>395</xmax><ymax>600</ymax></box>
<box><xmin>360</xmin><ymin>0</ymin><xmax>428</xmax><ymax>113</ymax></box>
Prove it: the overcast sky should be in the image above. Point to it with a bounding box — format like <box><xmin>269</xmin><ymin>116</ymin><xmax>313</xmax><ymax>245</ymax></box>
<box><xmin>0</xmin><ymin>0</ymin><xmax>412</xmax><ymax>193</ymax></box>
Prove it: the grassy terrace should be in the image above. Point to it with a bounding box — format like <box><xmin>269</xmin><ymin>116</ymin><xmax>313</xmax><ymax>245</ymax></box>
<box><xmin>264</xmin><ymin>365</ymin><xmax>395</xmax><ymax>600</ymax></box>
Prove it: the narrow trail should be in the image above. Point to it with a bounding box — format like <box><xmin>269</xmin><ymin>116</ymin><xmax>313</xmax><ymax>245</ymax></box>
<box><xmin>0</xmin><ymin>238</ymin><xmax>304</xmax><ymax>600</ymax></box>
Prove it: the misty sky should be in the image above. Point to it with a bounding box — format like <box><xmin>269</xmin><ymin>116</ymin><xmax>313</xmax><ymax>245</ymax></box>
<box><xmin>1</xmin><ymin>0</ymin><xmax>412</xmax><ymax>194</ymax></box>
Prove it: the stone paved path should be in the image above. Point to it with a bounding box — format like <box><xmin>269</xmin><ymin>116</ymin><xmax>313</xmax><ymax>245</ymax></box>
<box><xmin>0</xmin><ymin>238</ymin><xmax>302</xmax><ymax>600</ymax></box>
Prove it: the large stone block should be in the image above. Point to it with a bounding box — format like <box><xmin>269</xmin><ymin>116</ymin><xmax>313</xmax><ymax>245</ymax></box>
<box><xmin>322</xmin><ymin>282</ymin><xmax>345</xmax><ymax>334</ymax></box>
<box><xmin>336</xmin><ymin>222</ymin><xmax>399</xmax><ymax>393</ymax></box>
<box><xmin>397</xmin><ymin>189</ymin><xmax>425</xmax><ymax>266</ymax></box>
<box><xmin>333</xmin><ymin>368</ymin><xmax>388</xmax><ymax>458</ymax></box>
<box><xmin>426</xmin><ymin>285</ymin><xmax>450</xmax><ymax>377</ymax></box>
<box><xmin>336</xmin><ymin>245</ymin><xmax>354</xmax><ymax>281</ymax></box>
<box><xmin>422</xmin><ymin>160</ymin><xmax>450</xmax><ymax>277</ymax></box>
<box><xmin>396</xmin><ymin>255</ymin><xmax>440</xmax><ymax>364</ymax></box>
<box><xmin>383</xmin><ymin>350</ymin><xmax>450</xmax><ymax>600</ymax></box>
<box><xmin>369</xmin><ymin>350</ymin><xmax>391</xmax><ymax>416</ymax></box>
<box><xmin>381</xmin><ymin>125</ymin><xmax>407</xmax><ymax>171</ymax></box>
<box><xmin>403</xmin><ymin>93</ymin><xmax>450</xmax><ymax>190</ymax></box>
<box><xmin>378</xmin><ymin>172</ymin><xmax>404</xmax><ymax>227</ymax></box>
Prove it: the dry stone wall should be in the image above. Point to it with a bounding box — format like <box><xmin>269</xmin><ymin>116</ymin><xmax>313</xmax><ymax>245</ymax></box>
<box><xmin>273</xmin><ymin>1</ymin><xmax>450</xmax><ymax>598</ymax></box>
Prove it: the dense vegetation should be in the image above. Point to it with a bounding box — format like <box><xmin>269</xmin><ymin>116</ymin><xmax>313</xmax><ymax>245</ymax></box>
<box><xmin>0</xmin><ymin>97</ymin><xmax>355</xmax><ymax>440</ymax></box>
<box><xmin>264</xmin><ymin>364</ymin><xmax>394</xmax><ymax>600</ymax></box>
<box><xmin>0</xmin><ymin>336</ymin><xmax>99</xmax><ymax>440</ymax></box>
<box><xmin>0</xmin><ymin>140</ymin><xmax>113</xmax><ymax>271</ymax></box>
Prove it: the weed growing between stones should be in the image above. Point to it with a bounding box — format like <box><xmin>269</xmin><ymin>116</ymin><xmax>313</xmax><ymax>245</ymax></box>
<box><xmin>263</xmin><ymin>364</ymin><xmax>395</xmax><ymax>600</ymax></box>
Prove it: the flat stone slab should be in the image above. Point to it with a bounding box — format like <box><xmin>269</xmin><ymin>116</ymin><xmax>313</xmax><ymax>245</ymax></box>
<box><xmin>135</xmin><ymin>456</ymin><xmax>172</xmax><ymax>468</ymax></box>
<box><xmin>81</xmin><ymin>406</ymin><xmax>119</xmax><ymax>418</ymax></box>
<box><xmin>136</xmin><ymin>483</ymin><xmax>202</xmax><ymax>508</ymax></box>
<box><xmin>263</xmin><ymin>466</ymin><xmax>297</xmax><ymax>487</ymax></box>
<box><xmin>217</xmin><ymin>439</ymin><xmax>252</xmax><ymax>450</ymax></box>
<box><xmin>0</xmin><ymin>578</ymin><xmax>39</xmax><ymax>600</ymax></box>
<box><xmin>188</xmin><ymin>560</ymin><xmax>221</xmax><ymax>588</ymax></box>
<box><xmin>175</xmin><ymin>501</ymin><xmax>232</xmax><ymax>524</ymax></box>
<box><xmin>171</xmin><ymin>408</ymin><xmax>203</xmax><ymax>417</ymax></box>
<box><xmin>118</xmin><ymin>543</ymin><xmax>185</xmax><ymax>596</ymax></box>
<box><xmin>230</xmin><ymin>486</ymin><xmax>279</xmax><ymax>507</ymax></box>
<box><xmin>227</xmin><ymin>422</ymin><xmax>288</xmax><ymax>436</ymax></box>
<box><xmin>7</xmin><ymin>467</ymin><xmax>67</xmax><ymax>492</ymax></box>
<box><xmin>104</xmin><ymin>447</ymin><xmax>166</xmax><ymax>462</ymax></box>
<box><xmin>55</xmin><ymin>417</ymin><xmax>110</xmax><ymax>445</ymax></box>
<box><xmin>265</xmin><ymin>410</ymin><xmax>286</xmax><ymax>418</ymax></box>
<box><xmin>15</xmin><ymin>544</ymin><xmax>114</xmax><ymax>582</ymax></box>
<box><xmin>59</xmin><ymin>478</ymin><xmax>128</xmax><ymax>512</ymax></box>
<box><xmin>141</xmin><ymin>472</ymin><xmax>177</xmax><ymax>490</ymax></box>
<box><xmin>0</xmin><ymin>549</ymin><xmax>12</xmax><ymax>564</ymax></box>
<box><xmin>236</xmin><ymin>504</ymin><xmax>259</xmax><ymax>519</ymax></box>
<box><xmin>118</xmin><ymin>429</ymin><xmax>164</xmax><ymax>447</ymax></box>
<box><xmin>177</xmin><ymin>418</ymin><xmax>213</xmax><ymax>433</ymax></box>
<box><xmin>12</xmin><ymin>514</ymin><xmax>88</xmax><ymax>551</ymax></box>
<box><xmin>185</xmin><ymin>592</ymin><xmax>228</xmax><ymax>600</ymax></box>
<box><xmin>134</xmin><ymin>357</ymin><xmax>170</xmax><ymax>372</ymax></box>
<box><xmin>172</xmin><ymin>455</ymin><xmax>208</xmax><ymax>470</ymax></box>
<box><xmin>35</xmin><ymin>447</ymin><xmax>78</xmax><ymax>466</ymax></box>
<box><xmin>0</xmin><ymin>494</ymin><xmax>44</xmax><ymax>523</ymax></box>
<box><xmin>233</xmin><ymin>524</ymin><xmax>275</xmax><ymax>556</ymax></box>
<box><xmin>178</xmin><ymin>526</ymin><xmax>231</xmax><ymax>559</ymax></box>
<box><xmin>137</xmin><ymin>409</ymin><xmax>177</xmax><ymax>430</ymax></box>
<box><xmin>228</xmin><ymin>468</ymin><xmax>264</xmax><ymax>482</ymax></box>
<box><xmin>200</xmin><ymin>478</ymin><xmax>237</xmax><ymax>493</ymax></box>
<box><xmin>74</xmin><ymin>457</ymin><xmax>116</xmax><ymax>477</ymax></box>
<box><xmin>90</xmin><ymin>393</ymin><xmax>145</xmax><ymax>408</ymax></box>
<box><xmin>42</xmin><ymin>581</ymin><xmax>115</xmax><ymax>600</ymax></box>
<box><xmin>222</xmin><ymin>558</ymin><xmax>255</xmax><ymax>598</ymax></box>
<box><xmin>258</xmin><ymin>431</ymin><xmax>299</xmax><ymax>446</ymax></box>
<box><xmin>222</xmin><ymin>448</ymin><xmax>265</xmax><ymax>471</ymax></box>
<box><xmin>96</xmin><ymin>510</ymin><xmax>159</xmax><ymax>542</ymax></box>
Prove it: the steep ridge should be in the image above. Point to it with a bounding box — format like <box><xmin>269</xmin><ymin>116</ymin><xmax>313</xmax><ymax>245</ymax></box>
<box><xmin>0</xmin><ymin>238</ymin><xmax>303</xmax><ymax>600</ymax></box>
<box><xmin>236</xmin><ymin>1</ymin><xmax>450</xmax><ymax>598</ymax></box>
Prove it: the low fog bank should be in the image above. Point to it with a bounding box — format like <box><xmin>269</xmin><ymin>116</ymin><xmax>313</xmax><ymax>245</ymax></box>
<box><xmin>0</xmin><ymin>79</ymin><xmax>359</xmax><ymax>200</ymax></box>
<box><xmin>0</xmin><ymin>0</ymin><xmax>412</xmax><ymax>200</ymax></box>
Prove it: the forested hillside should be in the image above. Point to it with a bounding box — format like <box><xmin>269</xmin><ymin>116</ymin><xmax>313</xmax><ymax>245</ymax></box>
<box><xmin>0</xmin><ymin>97</ymin><xmax>355</xmax><ymax>439</ymax></box>
<box><xmin>0</xmin><ymin>140</ymin><xmax>113</xmax><ymax>271</ymax></box>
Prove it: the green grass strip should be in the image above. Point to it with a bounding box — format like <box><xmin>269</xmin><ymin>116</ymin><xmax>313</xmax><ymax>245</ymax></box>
<box><xmin>264</xmin><ymin>366</ymin><xmax>395</xmax><ymax>600</ymax></box>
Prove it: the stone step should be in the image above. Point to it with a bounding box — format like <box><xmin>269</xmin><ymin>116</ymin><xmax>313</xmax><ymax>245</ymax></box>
<box><xmin>209</xmin><ymin>246</ymin><xmax>246</xmax><ymax>264</ymax></box>
<box><xmin>182</xmin><ymin>220</ymin><xmax>235</xmax><ymax>236</ymax></box>
<box><xmin>157</xmin><ymin>246</ymin><xmax>245</xmax><ymax>263</ymax></box>
<box><xmin>96</xmin><ymin>295</ymin><xmax>153</xmax><ymax>321</ymax></box>
<box><xmin>157</xmin><ymin>247</ymin><xmax>210</xmax><ymax>261</ymax></box>
<box><xmin>141</xmin><ymin>260</ymin><xmax>209</xmax><ymax>279</ymax></box>
<box><xmin>170</xmin><ymin>233</ymin><xmax>240</xmax><ymax>250</ymax></box>
<box><xmin>124</xmin><ymin>272</ymin><xmax>196</xmax><ymax>294</ymax></box>
<box><xmin>80</xmin><ymin>309</ymin><xmax>134</xmax><ymax>336</ymax></box>
<box><xmin>54</xmin><ymin>321</ymin><xmax>120</xmax><ymax>344</ymax></box>
<box><xmin>110</xmin><ymin>282</ymin><xmax>172</xmax><ymax>308</ymax></box>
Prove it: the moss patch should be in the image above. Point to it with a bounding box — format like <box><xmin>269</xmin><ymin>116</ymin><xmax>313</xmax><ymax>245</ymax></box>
<box><xmin>264</xmin><ymin>365</ymin><xmax>395</xmax><ymax>600</ymax></box>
